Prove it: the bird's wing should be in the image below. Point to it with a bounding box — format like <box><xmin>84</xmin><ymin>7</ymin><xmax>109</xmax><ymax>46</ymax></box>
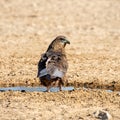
<box><xmin>37</xmin><ymin>53</ymin><xmax>48</xmax><ymax>77</ymax></box>
<box><xmin>46</xmin><ymin>52</ymin><xmax>68</xmax><ymax>79</ymax></box>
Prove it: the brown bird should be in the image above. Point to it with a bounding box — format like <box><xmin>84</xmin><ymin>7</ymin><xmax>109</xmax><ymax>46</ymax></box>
<box><xmin>37</xmin><ymin>36</ymin><xmax>70</xmax><ymax>92</ymax></box>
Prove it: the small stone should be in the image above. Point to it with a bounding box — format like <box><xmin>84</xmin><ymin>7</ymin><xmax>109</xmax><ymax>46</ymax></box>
<box><xmin>117</xmin><ymin>92</ymin><xmax>120</xmax><ymax>96</ymax></box>
<box><xmin>93</xmin><ymin>110</ymin><xmax>112</xmax><ymax>120</ymax></box>
<box><xmin>21</xmin><ymin>90</ymin><xmax>26</xmax><ymax>92</ymax></box>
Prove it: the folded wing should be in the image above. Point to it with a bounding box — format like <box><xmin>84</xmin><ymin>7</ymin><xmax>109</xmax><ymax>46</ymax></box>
<box><xmin>46</xmin><ymin>51</ymin><xmax>68</xmax><ymax>79</ymax></box>
<box><xmin>37</xmin><ymin>53</ymin><xmax>48</xmax><ymax>77</ymax></box>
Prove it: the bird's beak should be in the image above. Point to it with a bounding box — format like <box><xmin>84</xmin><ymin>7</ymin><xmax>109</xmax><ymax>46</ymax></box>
<box><xmin>64</xmin><ymin>39</ymin><xmax>70</xmax><ymax>44</ymax></box>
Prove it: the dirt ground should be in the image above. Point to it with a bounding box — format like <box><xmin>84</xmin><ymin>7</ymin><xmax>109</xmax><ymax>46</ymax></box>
<box><xmin>0</xmin><ymin>0</ymin><xmax>120</xmax><ymax>119</ymax></box>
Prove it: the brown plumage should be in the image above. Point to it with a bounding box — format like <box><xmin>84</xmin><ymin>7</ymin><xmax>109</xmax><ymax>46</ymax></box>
<box><xmin>37</xmin><ymin>36</ymin><xmax>70</xmax><ymax>92</ymax></box>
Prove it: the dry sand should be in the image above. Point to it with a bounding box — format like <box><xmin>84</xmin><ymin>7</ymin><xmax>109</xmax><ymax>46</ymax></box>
<box><xmin>0</xmin><ymin>0</ymin><xmax>120</xmax><ymax>119</ymax></box>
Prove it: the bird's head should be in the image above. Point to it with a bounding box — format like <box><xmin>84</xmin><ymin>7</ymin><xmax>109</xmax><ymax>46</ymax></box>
<box><xmin>47</xmin><ymin>36</ymin><xmax>70</xmax><ymax>52</ymax></box>
<box><xmin>55</xmin><ymin>36</ymin><xmax>70</xmax><ymax>46</ymax></box>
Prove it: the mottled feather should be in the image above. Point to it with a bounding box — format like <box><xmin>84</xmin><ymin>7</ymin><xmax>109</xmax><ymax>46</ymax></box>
<box><xmin>37</xmin><ymin>36</ymin><xmax>70</xmax><ymax>92</ymax></box>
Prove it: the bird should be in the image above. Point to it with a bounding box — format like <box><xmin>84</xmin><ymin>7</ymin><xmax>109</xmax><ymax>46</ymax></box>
<box><xmin>37</xmin><ymin>36</ymin><xmax>70</xmax><ymax>92</ymax></box>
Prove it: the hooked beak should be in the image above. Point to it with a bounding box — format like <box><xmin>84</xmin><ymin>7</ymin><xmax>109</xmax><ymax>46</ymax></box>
<box><xmin>62</xmin><ymin>39</ymin><xmax>70</xmax><ymax>47</ymax></box>
<box><xmin>64</xmin><ymin>39</ymin><xmax>70</xmax><ymax>44</ymax></box>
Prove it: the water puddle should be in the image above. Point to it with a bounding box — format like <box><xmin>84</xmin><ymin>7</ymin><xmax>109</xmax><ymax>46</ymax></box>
<box><xmin>0</xmin><ymin>86</ymin><xmax>119</xmax><ymax>94</ymax></box>
<box><xmin>0</xmin><ymin>86</ymin><xmax>74</xmax><ymax>92</ymax></box>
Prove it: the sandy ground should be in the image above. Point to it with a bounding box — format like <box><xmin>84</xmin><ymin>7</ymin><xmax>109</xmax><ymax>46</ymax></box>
<box><xmin>0</xmin><ymin>0</ymin><xmax>120</xmax><ymax>119</ymax></box>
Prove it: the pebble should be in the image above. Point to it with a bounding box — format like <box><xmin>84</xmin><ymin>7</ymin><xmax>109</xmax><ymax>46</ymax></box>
<box><xmin>93</xmin><ymin>110</ymin><xmax>112</xmax><ymax>120</ymax></box>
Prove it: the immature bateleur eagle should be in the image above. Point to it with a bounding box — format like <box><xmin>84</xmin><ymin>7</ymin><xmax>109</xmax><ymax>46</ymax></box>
<box><xmin>37</xmin><ymin>36</ymin><xmax>70</xmax><ymax>92</ymax></box>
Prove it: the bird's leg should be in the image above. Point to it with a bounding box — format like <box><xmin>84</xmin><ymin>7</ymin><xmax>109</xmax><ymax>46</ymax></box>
<box><xmin>58</xmin><ymin>78</ymin><xmax>63</xmax><ymax>91</ymax></box>
<box><xmin>59</xmin><ymin>84</ymin><xmax>62</xmax><ymax>91</ymax></box>
<box><xmin>46</xmin><ymin>86</ymin><xmax>50</xmax><ymax>92</ymax></box>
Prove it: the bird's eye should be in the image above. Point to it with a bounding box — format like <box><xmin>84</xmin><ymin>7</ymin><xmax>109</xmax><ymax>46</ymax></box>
<box><xmin>60</xmin><ymin>38</ymin><xmax>65</xmax><ymax>42</ymax></box>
